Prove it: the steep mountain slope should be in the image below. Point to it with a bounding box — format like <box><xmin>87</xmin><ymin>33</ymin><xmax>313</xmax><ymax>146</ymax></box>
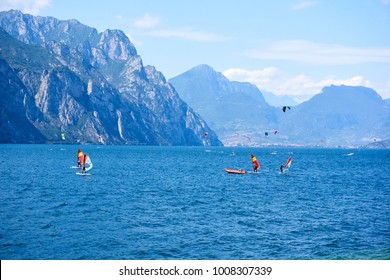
<box><xmin>170</xmin><ymin>65</ymin><xmax>279</xmax><ymax>145</ymax></box>
<box><xmin>0</xmin><ymin>58</ymin><xmax>45</xmax><ymax>143</ymax></box>
<box><xmin>0</xmin><ymin>10</ymin><xmax>221</xmax><ymax>145</ymax></box>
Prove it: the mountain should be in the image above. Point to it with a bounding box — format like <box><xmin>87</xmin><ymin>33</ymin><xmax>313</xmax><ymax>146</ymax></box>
<box><xmin>0</xmin><ymin>10</ymin><xmax>221</xmax><ymax>145</ymax></box>
<box><xmin>282</xmin><ymin>85</ymin><xmax>390</xmax><ymax>146</ymax></box>
<box><xmin>363</xmin><ymin>139</ymin><xmax>390</xmax><ymax>149</ymax></box>
<box><xmin>261</xmin><ymin>90</ymin><xmax>298</xmax><ymax>107</ymax></box>
<box><xmin>0</xmin><ymin>58</ymin><xmax>46</xmax><ymax>143</ymax></box>
<box><xmin>169</xmin><ymin>64</ymin><xmax>280</xmax><ymax>146</ymax></box>
<box><xmin>170</xmin><ymin>65</ymin><xmax>390</xmax><ymax>147</ymax></box>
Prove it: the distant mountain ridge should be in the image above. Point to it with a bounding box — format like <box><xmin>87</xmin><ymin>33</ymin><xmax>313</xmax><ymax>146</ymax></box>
<box><xmin>169</xmin><ymin>64</ymin><xmax>279</xmax><ymax>146</ymax></box>
<box><xmin>261</xmin><ymin>90</ymin><xmax>298</xmax><ymax>107</ymax></box>
<box><xmin>281</xmin><ymin>85</ymin><xmax>390</xmax><ymax>146</ymax></box>
<box><xmin>170</xmin><ymin>65</ymin><xmax>390</xmax><ymax>147</ymax></box>
<box><xmin>0</xmin><ymin>10</ymin><xmax>222</xmax><ymax>145</ymax></box>
<box><xmin>363</xmin><ymin>139</ymin><xmax>390</xmax><ymax>149</ymax></box>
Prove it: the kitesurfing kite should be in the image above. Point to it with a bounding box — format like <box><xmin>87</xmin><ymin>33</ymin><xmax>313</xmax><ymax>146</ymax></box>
<box><xmin>251</xmin><ymin>154</ymin><xmax>260</xmax><ymax>172</ymax></box>
<box><xmin>282</xmin><ymin>106</ymin><xmax>291</xmax><ymax>112</ymax></box>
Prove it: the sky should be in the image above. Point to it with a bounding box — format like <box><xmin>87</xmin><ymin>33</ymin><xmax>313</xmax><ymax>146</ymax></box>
<box><xmin>1</xmin><ymin>0</ymin><xmax>390</xmax><ymax>101</ymax></box>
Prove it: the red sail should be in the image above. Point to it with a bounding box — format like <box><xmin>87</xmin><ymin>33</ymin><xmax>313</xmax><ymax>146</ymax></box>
<box><xmin>77</xmin><ymin>149</ymin><xmax>84</xmax><ymax>166</ymax></box>
<box><xmin>251</xmin><ymin>154</ymin><xmax>260</xmax><ymax>171</ymax></box>
<box><xmin>83</xmin><ymin>154</ymin><xmax>88</xmax><ymax>165</ymax></box>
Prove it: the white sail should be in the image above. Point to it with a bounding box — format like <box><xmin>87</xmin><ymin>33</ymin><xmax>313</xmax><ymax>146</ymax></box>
<box><xmin>85</xmin><ymin>155</ymin><xmax>93</xmax><ymax>172</ymax></box>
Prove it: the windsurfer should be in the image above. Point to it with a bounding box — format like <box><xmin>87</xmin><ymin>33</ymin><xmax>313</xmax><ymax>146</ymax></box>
<box><xmin>280</xmin><ymin>165</ymin><xmax>284</xmax><ymax>173</ymax></box>
<box><xmin>82</xmin><ymin>154</ymin><xmax>87</xmax><ymax>173</ymax></box>
<box><xmin>251</xmin><ymin>154</ymin><xmax>260</xmax><ymax>172</ymax></box>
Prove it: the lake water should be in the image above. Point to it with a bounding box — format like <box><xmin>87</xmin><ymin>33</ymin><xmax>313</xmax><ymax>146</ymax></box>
<box><xmin>0</xmin><ymin>145</ymin><xmax>389</xmax><ymax>260</ymax></box>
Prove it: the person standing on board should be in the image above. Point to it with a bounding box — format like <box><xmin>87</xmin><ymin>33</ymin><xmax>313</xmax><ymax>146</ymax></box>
<box><xmin>251</xmin><ymin>154</ymin><xmax>260</xmax><ymax>172</ymax></box>
<box><xmin>82</xmin><ymin>154</ymin><xmax>87</xmax><ymax>174</ymax></box>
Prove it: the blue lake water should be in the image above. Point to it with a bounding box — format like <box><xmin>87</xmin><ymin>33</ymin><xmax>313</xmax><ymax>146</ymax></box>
<box><xmin>0</xmin><ymin>144</ymin><xmax>389</xmax><ymax>260</ymax></box>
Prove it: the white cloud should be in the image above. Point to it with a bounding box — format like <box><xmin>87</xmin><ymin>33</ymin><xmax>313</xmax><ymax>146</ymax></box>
<box><xmin>223</xmin><ymin>67</ymin><xmax>279</xmax><ymax>85</ymax></box>
<box><xmin>223</xmin><ymin>67</ymin><xmax>373</xmax><ymax>99</ymax></box>
<box><xmin>132</xmin><ymin>13</ymin><xmax>231</xmax><ymax>42</ymax></box>
<box><xmin>0</xmin><ymin>0</ymin><xmax>51</xmax><ymax>15</ymax></box>
<box><xmin>291</xmin><ymin>1</ymin><xmax>316</xmax><ymax>10</ymax></box>
<box><xmin>147</xmin><ymin>28</ymin><xmax>231</xmax><ymax>42</ymax></box>
<box><xmin>246</xmin><ymin>40</ymin><xmax>390</xmax><ymax>65</ymax></box>
<box><xmin>133</xmin><ymin>13</ymin><xmax>160</xmax><ymax>29</ymax></box>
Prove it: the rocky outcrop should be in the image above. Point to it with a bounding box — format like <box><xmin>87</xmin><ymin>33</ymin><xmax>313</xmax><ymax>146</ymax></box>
<box><xmin>0</xmin><ymin>10</ymin><xmax>221</xmax><ymax>145</ymax></box>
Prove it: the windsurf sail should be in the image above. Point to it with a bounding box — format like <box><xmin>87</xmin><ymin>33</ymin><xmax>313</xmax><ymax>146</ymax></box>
<box><xmin>82</xmin><ymin>154</ymin><xmax>93</xmax><ymax>172</ymax></box>
<box><xmin>77</xmin><ymin>149</ymin><xmax>84</xmax><ymax>167</ymax></box>
<box><xmin>251</xmin><ymin>154</ymin><xmax>260</xmax><ymax>172</ymax></box>
<box><xmin>284</xmin><ymin>157</ymin><xmax>292</xmax><ymax>170</ymax></box>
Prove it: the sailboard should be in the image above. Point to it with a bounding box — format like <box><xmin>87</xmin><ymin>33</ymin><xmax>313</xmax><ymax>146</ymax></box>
<box><xmin>76</xmin><ymin>172</ymin><xmax>91</xmax><ymax>176</ymax></box>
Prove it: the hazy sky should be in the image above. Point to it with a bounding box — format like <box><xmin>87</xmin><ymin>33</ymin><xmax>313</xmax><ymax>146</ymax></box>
<box><xmin>1</xmin><ymin>0</ymin><xmax>390</xmax><ymax>99</ymax></box>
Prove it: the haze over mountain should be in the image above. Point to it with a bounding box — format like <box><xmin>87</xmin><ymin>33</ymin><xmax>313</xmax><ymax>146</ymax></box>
<box><xmin>170</xmin><ymin>65</ymin><xmax>390</xmax><ymax>147</ymax></box>
<box><xmin>282</xmin><ymin>85</ymin><xmax>390</xmax><ymax>146</ymax></box>
<box><xmin>261</xmin><ymin>90</ymin><xmax>298</xmax><ymax>107</ymax></box>
<box><xmin>0</xmin><ymin>10</ymin><xmax>221</xmax><ymax>145</ymax></box>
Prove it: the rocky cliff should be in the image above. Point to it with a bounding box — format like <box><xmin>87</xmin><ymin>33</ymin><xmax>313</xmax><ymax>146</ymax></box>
<box><xmin>0</xmin><ymin>10</ymin><xmax>221</xmax><ymax>145</ymax></box>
